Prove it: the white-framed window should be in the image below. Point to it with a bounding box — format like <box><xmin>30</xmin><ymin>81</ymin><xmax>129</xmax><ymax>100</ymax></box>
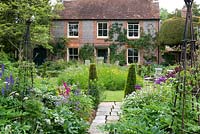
<box><xmin>127</xmin><ymin>48</ymin><xmax>139</xmax><ymax>64</ymax></box>
<box><xmin>69</xmin><ymin>48</ymin><xmax>78</xmax><ymax>60</ymax></box>
<box><xmin>127</xmin><ymin>22</ymin><xmax>140</xmax><ymax>39</ymax></box>
<box><xmin>68</xmin><ymin>22</ymin><xmax>79</xmax><ymax>37</ymax></box>
<box><xmin>97</xmin><ymin>22</ymin><xmax>108</xmax><ymax>38</ymax></box>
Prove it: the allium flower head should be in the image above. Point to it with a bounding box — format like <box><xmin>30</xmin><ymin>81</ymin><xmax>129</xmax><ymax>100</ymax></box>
<box><xmin>135</xmin><ymin>85</ymin><xmax>142</xmax><ymax>90</ymax></box>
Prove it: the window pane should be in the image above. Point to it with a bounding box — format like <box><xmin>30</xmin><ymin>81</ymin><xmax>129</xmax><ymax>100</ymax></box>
<box><xmin>128</xmin><ymin>25</ymin><xmax>133</xmax><ymax>29</ymax></box>
<box><xmin>134</xmin><ymin>32</ymin><xmax>138</xmax><ymax>37</ymax></box>
<box><xmin>134</xmin><ymin>25</ymin><xmax>138</xmax><ymax>29</ymax></box>
<box><xmin>69</xmin><ymin>31</ymin><xmax>72</xmax><ymax>36</ymax></box>
<box><xmin>134</xmin><ymin>57</ymin><xmax>138</xmax><ymax>62</ymax></box>
<box><xmin>74</xmin><ymin>48</ymin><xmax>78</xmax><ymax>55</ymax></box>
<box><xmin>69</xmin><ymin>48</ymin><xmax>73</xmax><ymax>54</ymax></box>
<box><xmin>74</xmin><ymin>31</ymin><xmax>78</xmax><ymax>36</ymax></box>
<box><xmin>128</xmin><ymin>57</ymin><xmax>133</xmax><ymax>63</ymax></box>
<box><xmin>134</xmin><ymin>49</ymin><xmax>138</xmax><ymax>56</ymax></box>
<box><xmin>103</xmin><ymin>23</ymin><xmax>107</xmax><ymax>29</ymax></box>
<box><xmin>98</xmin><ymin>30</ymin><xmax>102</xmax><ymax>36</ymax></box>
<box><xmin>128</xmin><ymin>49</ymin><xmax>133</xmax><ymax>56</ymax></box>
<box><xmin>129</xmin><ymin>32</ymin><xmax>133</xmax><ymax>37</ymax></box>
<box><xmin>74</xmin><ymin>56</ymin><xmax>78</xmax><ymax>60</ymax></box>
<box><xmin>98</xmin><ymin>23</ymin><xmax>102</xmax><ymax>29</ymax></box>
<box><xmin>103</xmin><ymin>30</ymin><xmax>107</xmax><ymax>36</ymax></box>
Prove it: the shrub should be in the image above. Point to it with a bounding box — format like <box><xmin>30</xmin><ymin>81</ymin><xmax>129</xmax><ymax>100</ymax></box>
<box><xmin>79</xmin><ymin>44</ymin><xmax>94</xmax><ymax>62</ymax></box>
<box><xmin>124</xmin><ymin>64</ymin><xmax>136</xmax><ymax>97</ymax></box>
<box><xmin>89</xmin><ymin>63</ymin><xmax>98</xmax><ymax>80</ymax></box>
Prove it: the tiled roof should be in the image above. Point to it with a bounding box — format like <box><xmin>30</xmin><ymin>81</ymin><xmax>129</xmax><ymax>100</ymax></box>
<box><xmin>58</xmin><ymin>0</ymin><xmax>160</xmax><ymax>20</ymax></box>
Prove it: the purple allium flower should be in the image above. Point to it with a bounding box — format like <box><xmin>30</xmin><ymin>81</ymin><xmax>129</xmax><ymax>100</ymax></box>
<box><xmin>1</xmin><ymin>87</ymin><xmax>5</xmax><ymax>96</ymax></box>
<box><xmin>155</xmin><ymin>80</ymin><xmax>161</xmax><ymax>84</ymax></box>
<box><xmin>135</xmin><ymin>85</ymin><xmax>142</xmax><ymax>90</ymax></box>
<box><xmin>159</xmin><ymin>76</ymin><xmax>166</xmax><ymax>82</ymax></box>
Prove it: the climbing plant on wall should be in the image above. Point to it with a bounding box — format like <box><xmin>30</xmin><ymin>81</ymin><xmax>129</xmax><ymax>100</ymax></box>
<box><xmin>79</xmin><ymin>44</ymin><xmax>94</xmax><ymax>62</ymax></box>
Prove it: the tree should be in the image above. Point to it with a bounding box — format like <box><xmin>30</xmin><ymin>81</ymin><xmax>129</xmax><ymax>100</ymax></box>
<box><xmin>0</xmin><ymin>0</ymin><xmax>61</xmax><ymax>60</ymax></box>
<box><xmin>192</xmin><ymin>2</ymin><xmax>200</xmax><ymax>16</ymax></box>
<box><xmin>159</xmin><ymin>17</ymin><xmax>185</xmax><ymax>47</ymax></box>
<box><xmin>160</xmin><ymin>8</ymin><xmax>170</xmax><ymax>21</ymax></box>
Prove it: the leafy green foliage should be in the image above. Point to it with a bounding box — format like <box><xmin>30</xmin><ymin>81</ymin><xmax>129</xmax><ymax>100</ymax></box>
<box><xmin>124</xmin><ymin>64</ymin><xmax>136</xmax><ymax>97</ymax></box>
<box><xmin>127</xmin><ymin>33</ymin><xmax>153</xmax><ymax>49</ymax></box>
<box><xmin>105</xmin><ymin>84</ymin><xmax>173</xmax><ymax>134</ymax></box>
<box><xmin>0</xmin><ymin>0</ymin><xmax>61</xmax><ymax>59</ymax></box>
<box><xmin>51</xmin><ymin>37</ymin><xmax>69</xmax><ymax>59</ymax></box>
<box><xmin>0</xmin><ymin>62</ymin><xmax>92</xmax><ymax>134</ymax></box>
<box><xmin>79</xmin><ymin>44</ymin><xmax>94</xmax><ymax>62</ymax></box>
<box><xmin>192</xmin><ymin>2</ymin><xmax>200</xmax><ymax>16</ymax></box>
<box><xmin>109</xmin><ymin>44</ymin><xmax>126</xmax><ymax>65</ymax></box>
<box><xmin>159</xmin><ymin>17</ymin><xmax>185</xmax><ymax>47</ymax></box>
<box><xmin>160</xmin><ymin>8</ymin><xmax>170</xmax><ymax>21</ymax></box>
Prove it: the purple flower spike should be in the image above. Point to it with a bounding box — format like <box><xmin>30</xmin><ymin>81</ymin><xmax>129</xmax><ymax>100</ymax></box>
<box><xmin>5</xmin><ymin>77</ymin><xmax>9</xmax><ymax>83</ymax></box>
<box><xmin>6</xmin><ymin>83</ymin><xmax>9</xmax><ymax>90</ymax></box>
<box><xmin>10</xmin><ymin>74</ymin><xmax>14</xmax><ymax>85</ymax></box>
<box><xmin>0</xmin><ymin>72</ymin><xmax>2</xmax><ymax>78</ymax></box>
<box><xmin>1</xmin><ymin>87</ymin><xmax>5</xmax><ymax>96</ymax></box>
<box><xmin>1</xmin><ymin>64</ymin><xmax>5</xmax><ymax>74</ymax></box>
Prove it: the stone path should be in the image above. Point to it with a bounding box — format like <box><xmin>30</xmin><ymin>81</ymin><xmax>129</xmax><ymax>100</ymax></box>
<box><xmin>88</xmin><ymin>102</ymin><xmax>122</xmax><ymax>134</ymax></box>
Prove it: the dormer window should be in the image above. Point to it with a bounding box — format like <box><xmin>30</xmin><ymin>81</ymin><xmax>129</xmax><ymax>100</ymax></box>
<box><xmin>68</xmin><ymin>22</ymin><xmax>79</xmax><ymax>38</ymax></box>
<box><xmin>127</xmin><ymin>22</ymin><xmax>140</xmax><ymax>39</ymax></box>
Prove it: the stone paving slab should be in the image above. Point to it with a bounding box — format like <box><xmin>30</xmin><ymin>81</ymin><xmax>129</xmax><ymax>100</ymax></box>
<box><xmin>89</xmin><ymin>102</ymin><xmax>121</xmax><ymax>134</ymax></box>
<box><xmin>97</xmin><ymin>107</ymin><xmax>112</xmax><ymax>112</ymax></box>
<box><xmin>96</xmin><ymin>111</ymin><xmax>110</xmax><ymax>116</ymax></box>
<box><xmin>98</xmin><ymin>102</ymin><xmax>115</xmax><ymax>107</ymax></box>
<box><xmin>112</xmin><ymin>108</ymin><xmax>121</xmax><ymax>112</ymax></box>
<box><xmin>107</xmin><ymin>116</ymin><xmax>120</xmax><ymax>121</ymax></box>
<box><xmin>110</xmin><ymin>111</ymin><xmax>118</xmax><ymax>116</ymax></box>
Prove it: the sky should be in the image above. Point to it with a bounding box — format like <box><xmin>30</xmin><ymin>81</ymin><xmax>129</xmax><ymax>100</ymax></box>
<box><xmin>159</xmin><ymin>0</ymin><xmax>200</xmax><ymax>12</ymax></box>
<box><xmin>51</xmin><ymin>0</ymin><xmax>200</xmax><ymax>13</ymax></box>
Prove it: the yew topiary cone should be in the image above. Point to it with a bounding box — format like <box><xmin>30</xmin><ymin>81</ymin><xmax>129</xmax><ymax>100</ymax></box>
<box><xmin>124</xmin><ymin>64</ymin><xmax>136</xmax><ymax>97</ymax></box>
<box><xmin>89</xmin><ymin>63</ymin><xmax>98</xmax><ymax>80</ymax></box>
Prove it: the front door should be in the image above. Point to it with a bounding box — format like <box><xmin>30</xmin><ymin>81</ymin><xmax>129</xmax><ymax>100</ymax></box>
<box><xmin>97</xmin><ymin>48</ymin><xmax>108</xmax><ymax>63</ymax></box>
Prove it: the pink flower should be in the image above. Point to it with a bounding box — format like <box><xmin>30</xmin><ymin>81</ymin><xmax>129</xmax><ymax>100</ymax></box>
<box><xmin>63</xmin><ymin>82</ymin><xmax>70</xmax><ymax>96</ymax></box>
<box><xmin>65</xmin><ymin>87</ymin><xmax>70</xmax><ymax>95</ymax></box>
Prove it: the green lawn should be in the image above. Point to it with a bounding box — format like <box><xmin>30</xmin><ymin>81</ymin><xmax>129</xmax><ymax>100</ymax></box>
<box><xmin>102</xmin><ymin>90</ymin><xmax>124</xmax><ymax>102</ymax></box>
